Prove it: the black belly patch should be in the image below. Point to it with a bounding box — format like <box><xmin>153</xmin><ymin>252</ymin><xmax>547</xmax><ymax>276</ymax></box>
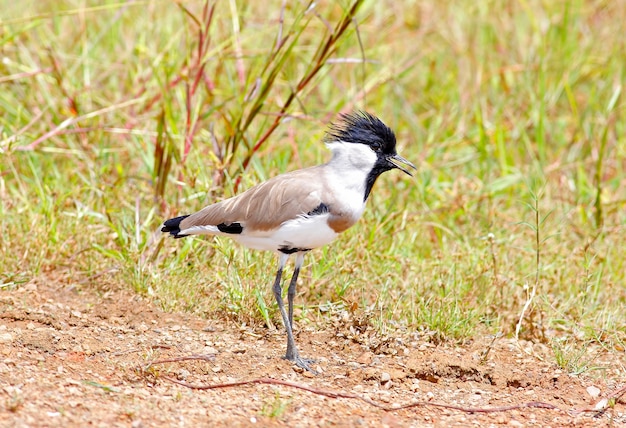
<box><xmin>217</xmin><ymin>222</ymin><xmax>243</xmax><ymax>234</ymax></box>
<box><xmin>279</xmin><ymin>246</ymin><xmax>311</xmax><ymax>254</ymax></box>
<box><xmin>307</xmin><ymin>203</ymin><xmax>330</xmax><ymax>216</ymax></box>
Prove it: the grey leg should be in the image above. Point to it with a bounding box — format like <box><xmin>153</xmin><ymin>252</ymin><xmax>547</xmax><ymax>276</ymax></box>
<box><xmin>272</xmin><ymin>252</ymin><xmax>316</xmax><ymax>373</ymax></box>
<box><xmin>287</xmin><ymin>252</ymin><xmax>305</xmax><ymax>329</ymax></box>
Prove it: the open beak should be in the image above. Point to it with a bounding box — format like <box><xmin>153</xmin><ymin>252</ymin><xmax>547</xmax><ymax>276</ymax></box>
<box><xmin>388</xmin><ymin>153</ymin><xmax>416</xmax><ymax>176</ymax></box>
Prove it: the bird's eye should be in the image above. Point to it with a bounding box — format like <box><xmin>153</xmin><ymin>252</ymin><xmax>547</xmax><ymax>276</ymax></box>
<box><xmin>371</xmin><ymin>142</ymin><xmax>382</xmax><ymax>152</ymax></box>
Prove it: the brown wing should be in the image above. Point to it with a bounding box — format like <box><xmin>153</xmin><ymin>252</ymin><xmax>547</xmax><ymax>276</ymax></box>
<box><xmin>178</xmin><ymin>166</ymin><xmax>328</xmax><ymax>232</ymax></box>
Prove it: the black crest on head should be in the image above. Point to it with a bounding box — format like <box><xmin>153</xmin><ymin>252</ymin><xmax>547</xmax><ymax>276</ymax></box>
<box><xmin>324</xmin><ymin>111</ymin><xmax>397</xmax><ymax>154</ymax></box>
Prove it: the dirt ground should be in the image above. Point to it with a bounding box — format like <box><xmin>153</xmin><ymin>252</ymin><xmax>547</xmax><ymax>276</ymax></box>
<box><xmin>1</xmin><ymin>280</ymin><xmax>624</xmax><ymax>427</ymax></box>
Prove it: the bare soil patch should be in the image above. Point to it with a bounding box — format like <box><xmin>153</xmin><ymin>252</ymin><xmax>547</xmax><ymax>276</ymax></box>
<box><xmin>1</xmin><ymin>281</ymin><xmax>624</xmax><ymax>427</ymax></box>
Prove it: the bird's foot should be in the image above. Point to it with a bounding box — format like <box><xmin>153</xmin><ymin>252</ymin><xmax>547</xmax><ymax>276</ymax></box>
<box><xmin>285</xmin><ymin>353</ymin><xmax>318</xmax><ymax>374</ymax></box>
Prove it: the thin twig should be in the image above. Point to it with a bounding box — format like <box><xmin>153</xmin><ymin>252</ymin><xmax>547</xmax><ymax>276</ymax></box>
<box><xmin>275</xmin><ymin>0</ymin><xmax>287</xmax><ymax>51</ymax></box>
<box><xmin>0</xmin><ymin>110</ymin><xmax>46</xmax><ymax>147</ymax></box>
<box><xmin>18</xmin><ymin>98</ymin><xmax>145</xmax><ymax>151</ymax></box>
<box><xmin>352</xmin><ymin>17</ymin><xmax>366</xmax><ymax>107</ymax></box>
<box><xmin>0</xmin><ymin>67</ymin><xmax>53</xmax><ymax>84</ymax></box>
<box><xmin>157</xmin><ymin>375</ymin><xmax>564</xmax><ymax>415</ymax></box>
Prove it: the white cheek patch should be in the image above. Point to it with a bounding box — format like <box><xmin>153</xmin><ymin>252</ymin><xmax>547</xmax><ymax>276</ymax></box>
<box><xmin>326</xmin><ymin>141</ymin><xmax>377</xmax><ymax>171</ymax></box>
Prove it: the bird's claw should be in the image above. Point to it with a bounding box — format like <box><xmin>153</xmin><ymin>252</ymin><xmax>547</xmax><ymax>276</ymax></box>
<box><xmin>285</xmin><ymin>354</ymin><xmax>318</xmax><ymax>374</ymax></box>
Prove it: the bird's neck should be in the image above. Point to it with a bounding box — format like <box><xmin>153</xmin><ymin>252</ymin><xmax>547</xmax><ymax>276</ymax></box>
<box><xmin>325</xmin><ymin>142</ymin><xmax>382</xmax><ymax>202</ymax></box>
<box><xmin>325</xmin><ymin>142</ymin><xmax>378</xmax><ymax>204</ymax></box>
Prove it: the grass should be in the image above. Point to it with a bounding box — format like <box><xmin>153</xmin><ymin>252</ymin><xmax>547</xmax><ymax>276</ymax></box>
<box><xmin>2</xmin><ymin>0</ymin><xmax>626</xmax><ymax>374</ymax></box>
<box><xmin>260</xmin><ymin>391</ymin><xmax>291</xmax><ymax>419</ymax></box>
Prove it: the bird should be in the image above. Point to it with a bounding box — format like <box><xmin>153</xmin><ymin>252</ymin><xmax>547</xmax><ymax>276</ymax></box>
<box><xmin>161</xmin><ymin>111</ymin><xmax>415</xmax><ymax>372</ymax></box>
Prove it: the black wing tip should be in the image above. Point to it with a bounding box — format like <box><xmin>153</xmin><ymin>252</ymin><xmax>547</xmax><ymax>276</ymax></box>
<box><xmin>161</xmin><ymin>214</ymin><xmax>190</xmax><ymax>238</ymax></box>
<box><xmin>216</xmin><ymin>222</ymin><xmax>243</xmax><ymax>234</ymax></box>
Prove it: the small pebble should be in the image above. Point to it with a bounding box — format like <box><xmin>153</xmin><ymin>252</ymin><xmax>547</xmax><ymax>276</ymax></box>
<box><xmin>586</xmin><ymin>385</ymin><xmax>601</xmax><ymax>399</ymax></box>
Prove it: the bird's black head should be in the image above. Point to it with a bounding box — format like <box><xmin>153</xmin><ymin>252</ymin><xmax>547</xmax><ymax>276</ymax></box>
<box><xmin>325</xmin><ymin>111</ymin><xmax>416</xmax><ymax>201</ymax></box>
<box><xmin>324</xmin><ymin>111</ymin><xmax>397</xmax><ymax>156</ymax></box>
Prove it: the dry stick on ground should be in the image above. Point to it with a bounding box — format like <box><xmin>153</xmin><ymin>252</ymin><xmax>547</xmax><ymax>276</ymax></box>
<box><xmin>158</xmin><ymin>375</ymin><xmax>561</xmax><ymax>414</ymax></box>
<box><xmin>144</xmin><ymin>356</ymin><xmax>562</xmax><ymax>414</ymax></box>
<box><xmin>144</xmin><ymin>356</ymin><xmax>625</xmax><ymax>417</ymax></box>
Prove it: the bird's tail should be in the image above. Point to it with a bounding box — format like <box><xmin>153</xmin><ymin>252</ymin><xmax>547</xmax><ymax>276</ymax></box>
<box><xmin>161</xmin><ymin>215</ymin><xmax>190</xmax><ymax>238</ymax></box>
